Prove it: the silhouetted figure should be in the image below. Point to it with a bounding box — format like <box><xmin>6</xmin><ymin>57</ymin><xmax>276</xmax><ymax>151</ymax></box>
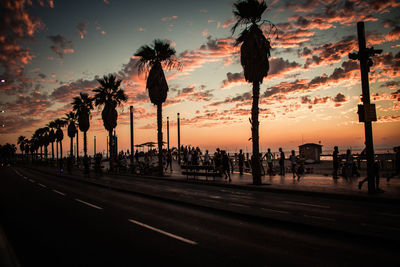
<box><xmin>359</xmin><ymin>160</ymin><xmax>383</xmax><ymax>193</ymax></box>
<box><xmin>264</xmin><ymin>148</ymin><xmax>274</xmax><ymax>176</ymax></box>
<box><xmin>135</xmin><ymin>149</ymin><xmax>139</xmax><ymax>163</ymax></box>
<box><xmin>204</xmin><ymin>150</ymin><xmax>211</xmax><ymax>165</ymax></box>
<box><xmin>279</xmin><ymin>148</ymin><xmax>285</xmax><ymax>176</ymax></box>
<box><xmin>333</xmin><ymin>146</ymin><xmax>339</xmax><ymax>178</ymax></box>
<box><xmin>222</xmin><ymin>150</ymin><xmax>231</xmax><ymax>182</ymax></box>
<box><xmin>238</xmin><ymin>149</ymin><xmax>244</xmax><ymax>175</ymax></box>
<box><xmin>289</xmin><ymin>150</ymin><xmax>298</xmax><ymax>179</ymax></box>
<box><xmin>298</xmin><ymin>162</ymin><xmax>305</xmax><ymax>179</ymax></box>
<box><xmin>165</xmin><ymin>149</ymin><xmax>172</xmax><ymax>172</ymax></box>
<box><xmin>95</xmin><ymin>153</ymin><xmax>102</xmax><ymax>174</ymax></box>
<box><xmin>67</xmin><ymin>156</ymin><xmax>73</xmax><ymax>174</ymax></box>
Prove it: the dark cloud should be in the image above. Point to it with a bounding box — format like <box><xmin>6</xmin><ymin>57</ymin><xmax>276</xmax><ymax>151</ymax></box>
<box><xmin>50</xmin><ymin>78</ymin><xmax>98</xmax><ymax>103</ymax></box>
<box><xmin>77</xmin><ymin>21</ymin><xmax>88</xmax><ymax>39</ymax></box>
<box><xmin>47</xmin><ymin>34</ymin><xmax>74</xmax><ymax>58</ymax></box>
<box><xmin>332</xmin><ymin>92</ymin><xmax>347</xmax><ymax>107</ymax></box>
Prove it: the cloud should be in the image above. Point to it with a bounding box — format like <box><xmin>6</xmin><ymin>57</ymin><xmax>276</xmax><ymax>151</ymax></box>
<box><xmin>161</xmin><ymin>16</ymin><xmax>178</xmax><ymax>22</ymax></box>
<box><xmin>50</xmin><ymin>78</ymin><xmax>99</xmax><ymax>103</ymax></box>
<box><xmin>332</xmin><ymin>92</ymin><xmax>347</xmax><ymax>107</ymax></box>
<box><xmin>200</xmin><ymin>9</ymin><xmax>208</xmax><ymax>13</ymax></box>
<box><xmin>77</xmin><ymin>21</ymin><xmax>88</xmax><ymax>39</ymax></box>
<box><xmin>138</xmin><ymin>26</ymin><xmax>146</xmax><ymax>32</ymax></box>
<box><xmin>47</xmin><ymin>34</ymin><xmax>74</xmax><ymax>58</ymax></box>
<box><xmin>220</xmin><ymin>72</ymin><xmax>245</xmax><ymax>90</ymax></box>
<box><xmin>222</xmin><ymin>17</ymin><xmax>234</xmax><ymax>29</ymax></box>
<box><xmin>202</xmin><ymin>29</ymin><xmax>209</xmax><ymax>36</ymax></box>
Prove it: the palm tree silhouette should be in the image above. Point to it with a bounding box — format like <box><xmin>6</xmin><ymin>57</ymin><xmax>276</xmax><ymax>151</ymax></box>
<box><xmin>93</xmin><ymin>74</ymin><xmax>128</xmax><ymax>172</ymax></box>
<box><xmin>54</xmin><ymin>118</ymin><xmax>67</xmax><ymax>169</ymax></box>
<box><xmin>64</xmin><ymin>111</ymin><xmax>78</xmax><ymax>159</ymax></box>
<box><xmin>135</xmin><ymin>39</ymin><xmax>181</xmax><ymax>176</ymax></box>
<box><xmin>42</xmin><ymin>127</ymin><xmax>50</xmax><ymax>162</ymax></box>
<box><xmin>72</xmin><ymin>93</ymin><xmax>94</xmax><ymax>173</ymax></box>
<box><xmin>47</xmin><ymin>121</ymin><xmax>57</xmax><ymax>164</ymax></box>
<box><xmin>17</xmin><ymin>135</ymin><xmax>27</xmax><ymax>159</ymax></box>
<box><xmin>231</xmin><ymin>0</ymin><xmax>274</xmax><ymax>185</ymax></box>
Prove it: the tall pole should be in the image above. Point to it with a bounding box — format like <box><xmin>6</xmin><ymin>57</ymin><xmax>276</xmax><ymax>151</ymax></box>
<box><xmin>130</xmin><ymin>106</ymin><xmax>134</xmax><ymax>164</ymax></box>
<box><xmin>167</xmin><ymin>116</ymin><xmax>170</xmax><ymax>151</ymax></box>
<box><xmin>94</xmin><ymin>136</ymin><xmax>96</xmax><ymax>156</ymax></box>
<box><xmin>177</xmin><ymin>113</ymin><xmax>181</xmax><ymax>164</ymax></box>
<box><xmin>106</xmin><ymin>136</ymin><xmax>109</xmax><ymax>159</ymax></box>
<box><xmin>349</xmin><ymin>21</ymin><xmax>382</xmax><ymax>194</ymax></box>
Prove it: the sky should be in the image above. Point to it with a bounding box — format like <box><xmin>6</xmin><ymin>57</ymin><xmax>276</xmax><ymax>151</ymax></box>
<box><xmin>0</xmin><ymin>0</ymin><xmax>399</xmax><ymax>156</ymax></box>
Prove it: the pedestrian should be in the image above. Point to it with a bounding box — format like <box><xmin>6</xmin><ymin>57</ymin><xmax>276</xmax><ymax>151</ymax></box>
<box><xmin>289</xmin><ymin>150</ymin><xmax>298</xmax><ymax>179</ymax></box>
<box><xmin>83</xmin><ymin>155</ymin><xmax>90</xmax><ymax>178</ymax></box>
<box><xmin>333</xmin><ymin>146</ymin><xmax>339</xmax><ymax>178</ymax></box>
<box><xmin>204</xmin><ymin>150</ymin><xmax>210</xmax><ymax>165</ymax></box>
<box><xmin>165</xmin><ymin>149</ymin><xmax>173</xmax><ymax>172</ymax></box>
<box><xmin>279</xmin><ymin>148</ymin><xmax>285</xmax><ymax>176</ymax></box>
<box><xmin>238</xmin><ymin>149</ymin><xmax>244</xmax><ymax>175</ymax></box>
<box><xmin>358</xmin><ymin>160</ymin><xmax>384</xmax><ymax>193</ymax></box>
<box><xmin>264</xmin><ymin>148</ymin><xmax>273</xmax><ymax>176</ymax></box>
<box><xmin>222</xmin><ymin>150</ymin><xmax>231</xmax><ymax>182</ymax></box>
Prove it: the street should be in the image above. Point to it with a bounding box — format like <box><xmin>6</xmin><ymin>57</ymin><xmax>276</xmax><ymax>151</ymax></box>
<box><xmin>0</xmin><ymin>166</ymin><xmax>398</xmax><ymax>266</ymax></box>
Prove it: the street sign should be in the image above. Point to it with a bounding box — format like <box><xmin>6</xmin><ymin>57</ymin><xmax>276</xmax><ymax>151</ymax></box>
<box><xmin>358</xmin><ymin>104</ymin><xmax>377</xmax><ymax>122</ymax></box>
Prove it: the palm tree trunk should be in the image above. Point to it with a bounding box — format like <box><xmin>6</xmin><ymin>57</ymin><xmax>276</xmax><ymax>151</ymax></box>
<box><xmin>60</xmin><ymin>140</ymin><xmax>63</xmax><ymax>170</ymax></box>
<box><xmin>40</xmin><ymin>146</ymin><xmax>43</xmax><ymax>160</ymax></box>
<box><xmin>157</xmin><ymin>103</ymin><xmax>163</xmax><ymax>177</ymax></box>
<box><xmin>70</xmin><ymin>137</ymin><xmax>74</xmax><ymax>158</ymax></box>
<box><xmin>51</xmin><ymin>141</ymin><xmax>54</xmax><ymax>164</ymax></box>
<box><xmin>45</xmin><ymin>145</ymin><xmax>48</xmax><ymax>163</ymax></box>
<box><xmin>251</xmin><ymin>81</ymin><xmax>262</xmax><ymax>185</ymax></box>
<box><xmin>109</xmin><ymin>130</ymin><xmax>113</xmax><ymax>172</ymax></box>
<box><xmin>84</xmin><ymin>131</ymin><xmax>87</xmax><ymax>157</ymax></box>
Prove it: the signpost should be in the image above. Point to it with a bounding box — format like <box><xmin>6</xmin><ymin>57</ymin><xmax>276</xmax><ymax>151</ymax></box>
<box><xmin>349</xmin><ymin>21</ymin><xmax>382</xmax><ymax>194</ymax></box>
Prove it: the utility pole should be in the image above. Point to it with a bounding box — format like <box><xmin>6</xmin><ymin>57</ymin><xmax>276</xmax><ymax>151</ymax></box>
<box><xmin>167</xmin><ymin>116</ymin><xmax>170</xmax><ymax>151</ymax></box>
<box><xmin>130</xmin><ymin>106</ymin><xmax>134</xmax><ymax>164</ymax></box>
<box><xmin>106</xmin><ymin>136</ymin><xmax>109</xmax><ymax>159</ymax></box>
<box><xmin>94</xmin><ymin>136</ymin><xmax>96</xmax><ymax>156</ymax></box>
<box><xmin>349</xmin><ymin>21</ymin><xmax>382</xmax><ymax>194</ymax></box>
<box><xmin>177</xmin><ymin>113</ymin><xmax>181</xmax><ymax>164</ymax></box>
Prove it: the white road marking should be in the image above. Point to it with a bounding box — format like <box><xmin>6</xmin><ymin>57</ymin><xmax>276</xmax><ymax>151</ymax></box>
<box><xmin>28</xmin><ymin>179</ymin><xmax>35</xmax><ymax>183</ymax></box>
<box><xmin>53</xmin><ymin>190</ymin><xmax>66</xmax><ymax>196</ymax></box>
<box><xmin>304</xmin><ymin>215</ymin><xmax>335</xmax><ymax>221</ymax></box>
<box><xmin>128</xmin><ymin>219</ymin><xmax>198</xmax><ymax>245</ymax></box>
<box><xmin>284</xmin><ymin>201</ymin><xmax>330</xmax><ymax>209</ymax></box>
<box><xmin>261</xmin><ymin>207</ymin><xmax>290</xmax><ymax>214</ymax></box>
<box><xmin>38</xmin><ymin>183</ymin><xmax>48</xmax><ymax>188</ymax></box>
<box><xmin>75</xmin><ymin>199</ymin><xmax>103</xmax><ymax>210</ymax></box>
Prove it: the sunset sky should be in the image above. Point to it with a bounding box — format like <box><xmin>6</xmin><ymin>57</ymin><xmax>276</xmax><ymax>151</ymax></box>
<box><xmin>1</xmin><ymin>0</ymin><xmax>399</xmax><ymax>156</ymax></box>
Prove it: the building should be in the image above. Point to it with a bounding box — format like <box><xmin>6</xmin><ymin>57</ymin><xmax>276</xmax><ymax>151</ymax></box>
<box><xmin>299</xmin><ymin>143</ymin><xmax>323</xmax><ymax>162</ymax></box>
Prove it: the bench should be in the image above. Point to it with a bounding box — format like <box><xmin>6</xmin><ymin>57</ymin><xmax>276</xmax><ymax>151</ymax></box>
<box><xmin>181</xmin><ymin>165</ymin><xmax>222</xmax><ymax>180</ymax></box>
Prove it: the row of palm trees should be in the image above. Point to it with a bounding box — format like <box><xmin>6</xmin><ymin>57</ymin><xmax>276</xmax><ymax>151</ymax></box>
<box><xmin>17</xmin><ymin>0</ymin><xmax>273</xmax><ymax>184</ymax></box>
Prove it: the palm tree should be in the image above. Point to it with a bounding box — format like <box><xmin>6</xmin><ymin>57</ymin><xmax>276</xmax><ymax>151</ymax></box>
<box><xmin>64</xmin><ymin>111</ymin><xmax>78</xmax><ymax>159</ymax></box>
<box><xmin>42</xmin><ymin>127</ymin><xmax>50</xmax><ymax>162</ymax></box>
<box><xmin>47</xmin><ymin>121</ymin><xmax>57</xmax><ymax>164</ymax></box>
<box><xmin>17</xmin><ymin>135</ymin><xmax>26</xmax><ymax>159</ymax></box>
<box><xmin>231</xmin><ymin>0</ymin><xmax>274</xmax><ymax>185</ymax></box>
<box><xmin>54</xmin><ymin>119</ymin><xmax>67</xmax><ymax>168</ymax></box>
<box><xmin>135</xmin><ymin>39</ymin><xmax>181</xmax><ymax>176</ymax></box>
<box><xmin>72</xmin><ymin>93</ymin><xmax>94</xmax><ymax>160</ymax></box>
<box><xmin>93</xmin><ymin>74</ymin><xmax>127</xmax><ymax>172</ymax></box>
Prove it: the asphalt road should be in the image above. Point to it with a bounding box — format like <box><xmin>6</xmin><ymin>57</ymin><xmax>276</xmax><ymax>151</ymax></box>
<box><xmin>0</xmin><ymin>166</ymin><xmax>398</xmax><ymax>266</ymax></box>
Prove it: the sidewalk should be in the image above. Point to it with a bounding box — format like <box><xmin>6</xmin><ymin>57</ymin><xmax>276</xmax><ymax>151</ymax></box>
<box><xmin>22</xmin><ymin>160</ymin><xmax>400</xmax><ymax>201</ymax></box>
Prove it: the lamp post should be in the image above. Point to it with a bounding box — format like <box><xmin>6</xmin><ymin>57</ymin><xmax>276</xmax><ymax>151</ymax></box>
<box><xmin>349</xmin><ymin>21</ymin><xmax>382</xmax><ymax>194</ymax></box>
<box><xmin>167</xmin><ymin>116</ymin><xmax>170</xmax><ymax>151</ymax></box>
<box><xmin>130</xmin><ymin>106</ymin><xmax>134</xmax><ymax>164</ymax></box>
<box><xmin>177</xmin><ymin>113</ymin><xmax>181</xmax><ymax>164</ymax></box>
<box><xmin>94</xmin><ymin>136</ymin><xmax>96</xmax><ymax>156</ymax></box>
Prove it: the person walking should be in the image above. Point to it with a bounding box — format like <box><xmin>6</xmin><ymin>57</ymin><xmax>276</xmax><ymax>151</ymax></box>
<box><xmin>264</xmin><ymin>148</ymin><xmax>273</xmax><ymax>176</ymax></box>
<box><xmin>238</xmin><ymin>149</ymin><xmax>244</xmax><ymax>175</ymax></box>
<box><xmin>333</xmin><ymin>146</ymin><xmax>339</xmax><ymax>178</ymax></box>
<box><xmin>289</xmin><ymin>150</ymin><xmax>298</xmax><ymax>179</ymax></box>
<box><xmin>222</xmin><ymin>150</ymin><xmax>231</xmax><ymax>182</ymax></box>
<box><xmin>279</xmin><ymin>148</ymin><xmax>285</xmax><ymax>176</ymax></box>
<box><xmin>203</xmin><ymin>150</ymin><xmax>210</xmax><ymax>165</ymax></box>
<box><xmin>165</xmin><ymin>149</ymin><xmax>173</xmax><ymax>172</ymax></box>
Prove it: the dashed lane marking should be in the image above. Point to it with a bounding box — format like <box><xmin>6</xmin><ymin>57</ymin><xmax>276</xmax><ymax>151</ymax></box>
<box><xmin>38</xmin><ymin>183</ymin><xmax>48</xmax><ymax>189</ymax></box>
<box><xmin>261</xmin><ymin>207</ymin><xmax>290</xmax><ymax>214</ymax></box>
<box><xmin>28</xmin><ymin>179</ymin><xmax>35</xmax><ymax>183</ymax></box>
<box><xmin>75</xmin><ymin>199</ymin><xmax>103</xmax><ymax>210</ymax></box>
<box><xmin>284</xmin><ymin>201</ymin><xmax>330</xmax><ymax>209</ymax></box>
<box><xmin>129</xmin><ymin>219</ymin><xmax>198</xmax><ymax>245</ymax></box>
<box><xmin>53</xmin><ymin>190</ymin><xmax>66</xmax><ymax>196</ymax></box>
